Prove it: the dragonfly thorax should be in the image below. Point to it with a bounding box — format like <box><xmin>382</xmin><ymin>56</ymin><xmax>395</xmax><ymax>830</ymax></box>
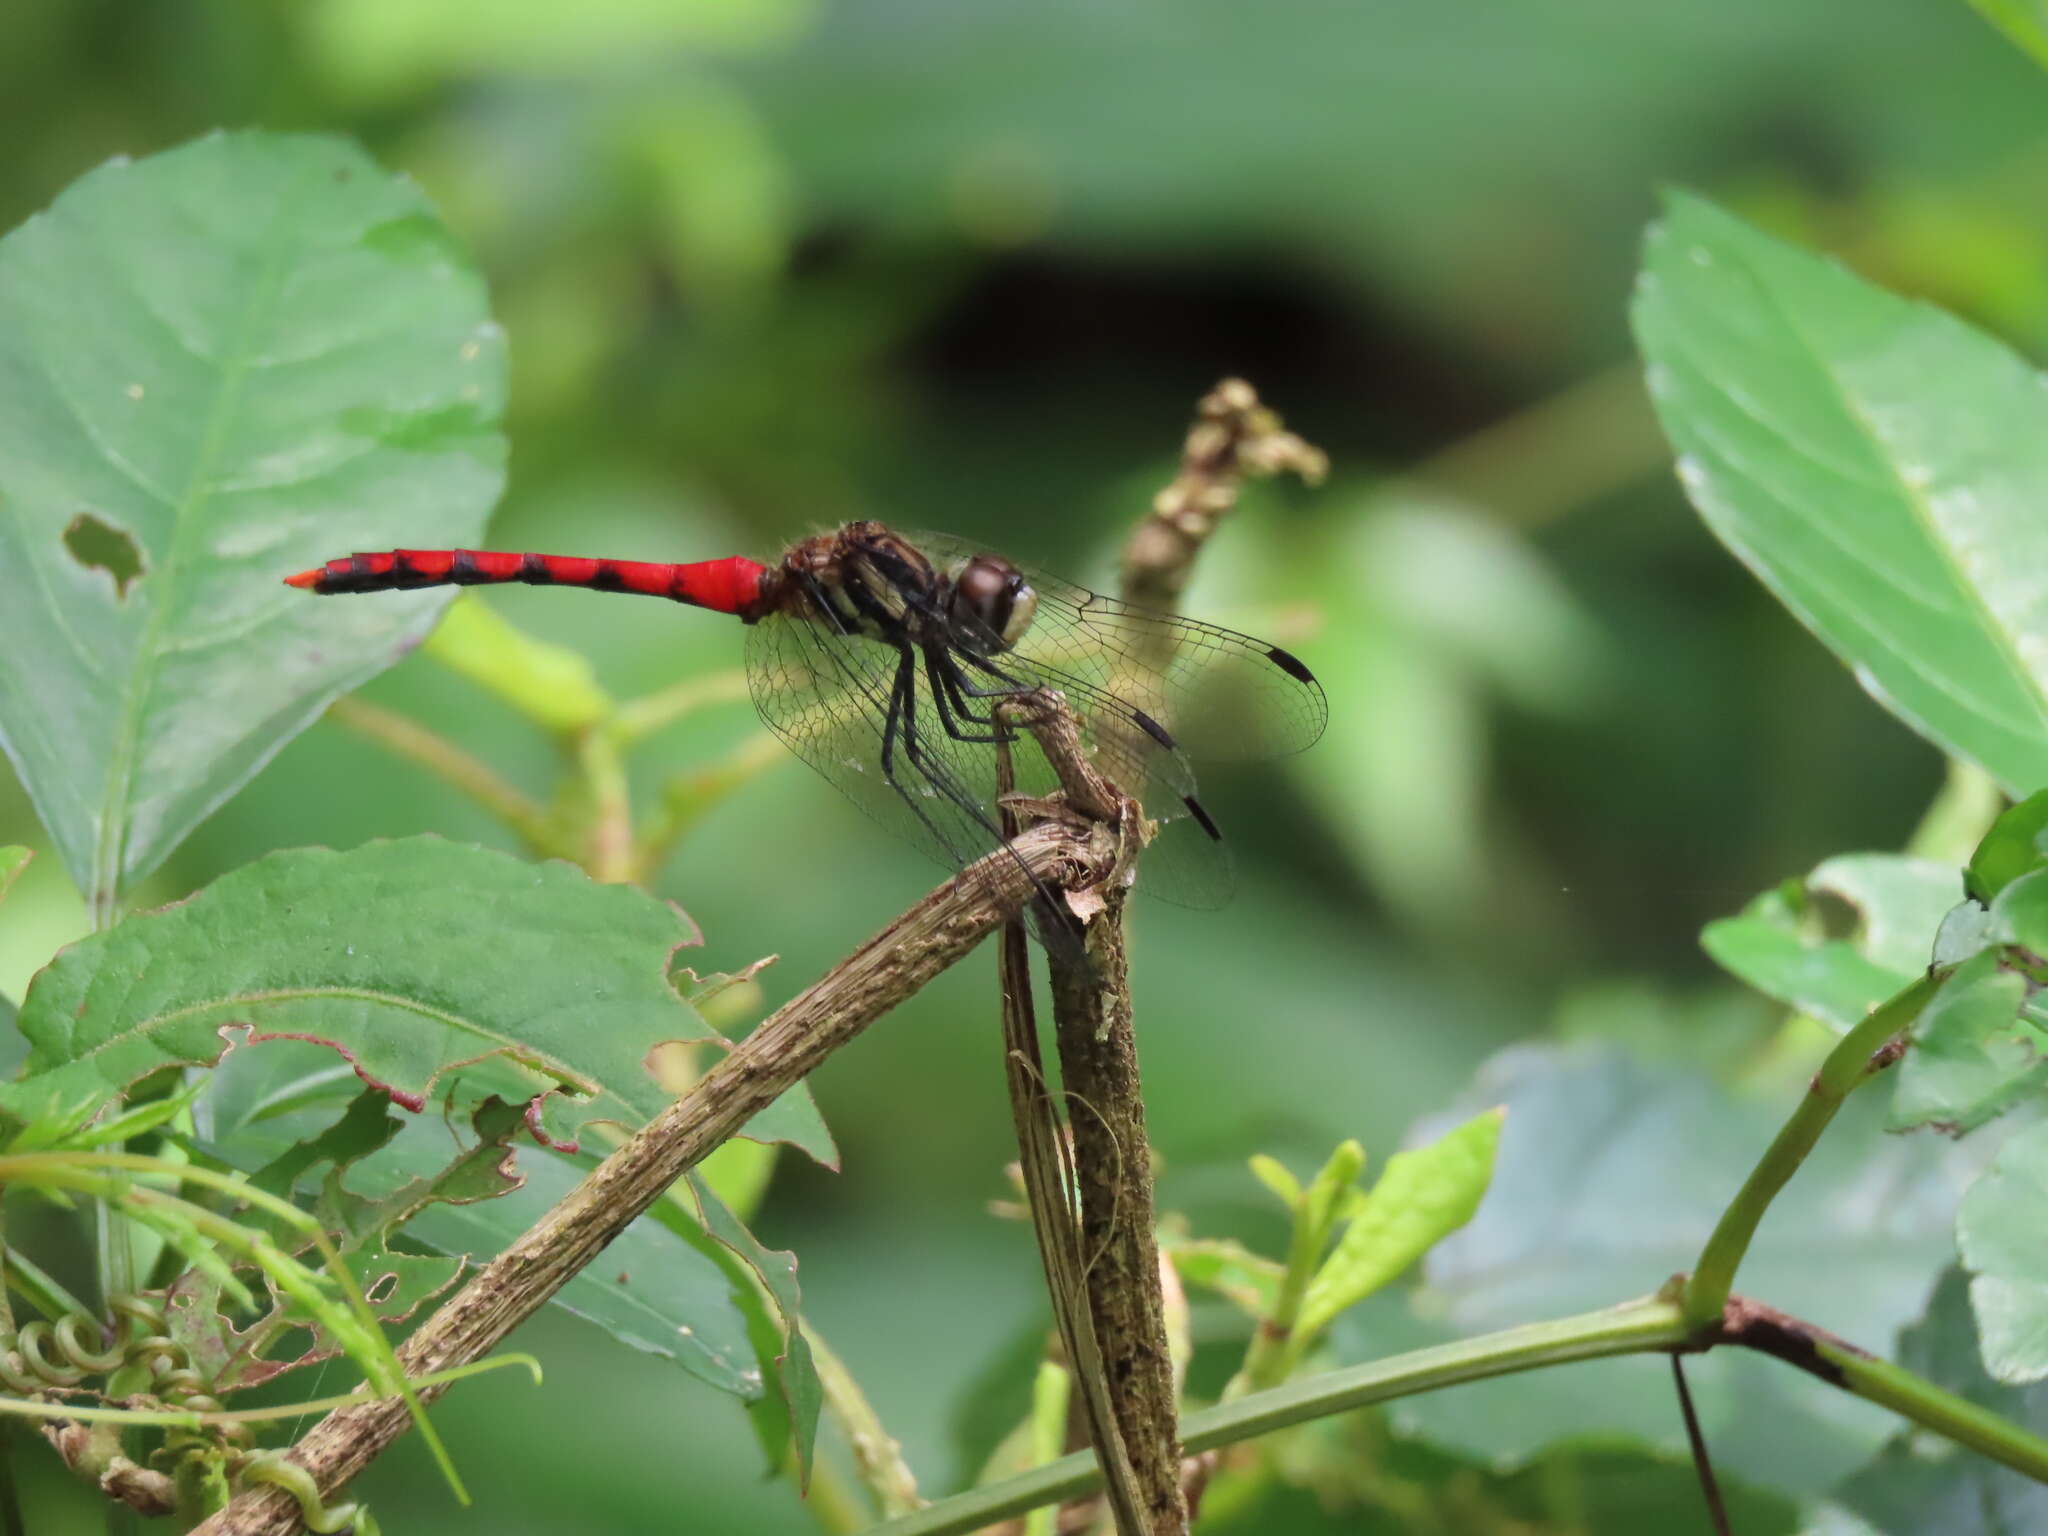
<box><xmin>771</xmin><ymin>522</ymin><xmax>1037</xmax><ymax>657</ymax></box>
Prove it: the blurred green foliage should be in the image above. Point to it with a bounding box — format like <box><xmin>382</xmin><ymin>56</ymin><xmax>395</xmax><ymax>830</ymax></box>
<box><xmin>4</xmin><ymin>0</ymin><xmax>2045</xmax><ymax>1529</ymax></box>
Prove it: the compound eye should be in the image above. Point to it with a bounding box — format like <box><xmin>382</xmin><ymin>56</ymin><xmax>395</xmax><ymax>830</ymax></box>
<box><xmin>950</xmin><ymin>556</ymin><xmax>1034</xmax><ymax>648</ymax></box>
<box><xmin>1000</xmin><ymin>579</ymin><xmax>1038</xmax><ymax>647</ymax></box>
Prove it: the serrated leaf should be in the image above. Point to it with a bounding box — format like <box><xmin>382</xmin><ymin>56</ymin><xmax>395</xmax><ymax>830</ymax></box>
<box><xmin>1959</xmin><ymin>1117</ymin><xmax>2048</xmax><ymax>1382</ymax></box>
<box><xmin>1894</xmin><ymin>949</ymin><xmax>2045</xmax><ymax>1134</ymax></box>
<box><xmin>1297</xmin><ymin>1109</ymin><xmax>1498</xmax><ymax>1342</ymax></box>
<box><xmin>3</xmin><ymin>837</ymin><xmax>833</xmax><ymax>1162</ymax></box>
<box><xmin>0</xmin><ymin>131</ymin><xmax>507</xmax><ymax>911</ymax></box>
<box><xmin>1634</xmin><ymin>192</ymin><xmax>2048</xmax><ymax>794</ymax></box>
<box><xmin>1702</xmin><ymin>855</ymin><xmax>1955</xmax><ymax>1030</ymax></box>
<box><xmin>1838</xmin><ymin>1266</ymin><xmax>2048</xmax><ymax>1532</ymax></box>
<box><xmin>1966</xmin><ymin>790</ymin><xmax>2048</xmax><ymax>903</ymax></box>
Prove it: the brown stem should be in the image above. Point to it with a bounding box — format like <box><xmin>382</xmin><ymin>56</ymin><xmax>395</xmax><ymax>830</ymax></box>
<box><xmin>192</xmin><ymin>820</ymin><xmax>1116</xmax><ymax>1536</ymax></box>
<box><xmin>1045</xmin><ymin>892</ymin><xmax>1185</xmax><ymax>1536</ymax></box>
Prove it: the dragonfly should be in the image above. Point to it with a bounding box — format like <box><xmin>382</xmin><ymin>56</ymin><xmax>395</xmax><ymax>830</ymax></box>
<box><xmin>286</xmin><ymin>520</ymin><xmax>1326</xmax><ymax>921</ymax></box>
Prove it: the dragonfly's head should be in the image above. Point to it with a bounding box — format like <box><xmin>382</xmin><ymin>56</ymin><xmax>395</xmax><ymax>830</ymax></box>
<box><xmin>944</xmin><ymin>554</ymin><xmax>1038</xmax><ymax>653</ymax></box>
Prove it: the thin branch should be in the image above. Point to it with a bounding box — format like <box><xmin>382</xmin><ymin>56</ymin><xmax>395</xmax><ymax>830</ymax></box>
<box><xmin>191</xmin><ymin>819</ymin><xmax>1117</xmax><ymax>1536</ymax></box>
<box><xmin>1683</xmin><ymin>971</ymin><xmax>1943</xmax><ymax>1325</ymax></box>
<box><xmin>877</xmin><ymin>1280</ymin><xmax>2048</xmax><ymax>1536</ymax></box>
<box><xmin>1669</xmin><ymin>1356</ymin><xmax>1729</xmax><ymax>1536</ymax></box>
<box><xmin>870</xmin><ymin>1295</ymin><xmax>1696</xmax><ymax>1536</ymax></box>
<box><xmin>808</xmin><ymin>1329</ymin><xmax>922</xmax><ymax>1519</ymax></box>
<box><xmin>1714</xmin><ymin>1294</ymin><xmax>2048</xmax><ymax>1483</ymax></box>
<box><xmin>326</xmin><ymin>697</ymin><xmax>555</xmax><ymax>852</ymax></box>
<box><xmin>606</xmin><ymin>669</ymin><xmax>753</xmax><ymax>748</ymax></box>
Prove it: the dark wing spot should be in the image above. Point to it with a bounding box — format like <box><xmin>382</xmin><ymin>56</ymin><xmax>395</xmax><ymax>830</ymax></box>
<box><xmin>1132</xmin><ymin>709</ymin><xmax>1178</xmax><ymax>750</ymax></box>
<box><xmin>1183</xmin><ymin>795</ymin><xmax>1222</xmax><ymax>840</ymax></box>
<box><xmin>1265</xmin><ymin>646</ymin><xmax>1316</xmax><ymax>684</ymax></box>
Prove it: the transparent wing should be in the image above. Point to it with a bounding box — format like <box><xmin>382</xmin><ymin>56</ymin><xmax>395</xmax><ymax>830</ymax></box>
<box><xmin>745</xmin><ymin>609</ymin><xmax>1236</xmax><ymax>909</ymax></box>
<box><xmin>909</xmin><ymin>532</ymin><xmax>1329</xmax><ymax>767</ymax></box>
<box><xmin>746</xmin><ymin>612</ymin><xmax>998</xmax><ymax>879</ymax></box>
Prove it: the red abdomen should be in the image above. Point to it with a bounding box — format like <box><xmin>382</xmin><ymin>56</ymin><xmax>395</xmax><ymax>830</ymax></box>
<box><xmin>284</xmin><ymin>549</ymin><xmax>769</xmax><ymax>617</ymax></box>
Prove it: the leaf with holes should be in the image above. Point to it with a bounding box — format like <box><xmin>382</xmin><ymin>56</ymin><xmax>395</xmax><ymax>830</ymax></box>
<box><xmin>0</xmin><ymin>837</ymin><xmax>835</xmax><ymax>1163</ymax></box>
<box><xmin>183</xmin><ymin>1039</ymin><xmax>793</xmax><ymax>1405</ymax></box>
<box><xmin>1634</xmin><ymin>192</ymin><xmax>2048</xmax><ymax>793</ymax></box>
<box><xmin>0</xmin><ymin>130</ymin><xmax>507</xmax><ymax>914</ymax></box>
<box><xmin>167</xmin><ymin>1091</ymin><xmax>516</xmax><ymax>1391</ymax></box>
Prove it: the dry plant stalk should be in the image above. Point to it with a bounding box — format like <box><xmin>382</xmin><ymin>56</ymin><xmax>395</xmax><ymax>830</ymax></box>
<box><xmin>193</xmin><ymin>819</ymin><xmax>1116</xmax><ymax>1536</ymax></box>
<box><xmin>1119</xmin><ymin>377</ymin><xmax>1328</xmax><ymax>618</ymax></box>
<box><xmin>1043</xmin><ymin>881</ymin><xmax>1187</xmax><ymax>1536</ymax></box>
<box><xmin>993</xmin><ymin>694</ymin><xmax>1154</xmax><ymax>1535</ymax></box>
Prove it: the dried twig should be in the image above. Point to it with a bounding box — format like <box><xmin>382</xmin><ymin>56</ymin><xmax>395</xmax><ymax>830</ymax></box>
<box><xmin>192</xmin><ymin>819</ymin><xmax>1117</xmax><ymax>1536</ymax></box>
<box><xmin>994</xmin><ymin>699</ymin><xmax>1150</xmax><ymax>1535</ymax></box>
<box><xmin>1045</xmin><ymin>882</ymin><xmax>1186</xmax><ymax>1536</ymax></box>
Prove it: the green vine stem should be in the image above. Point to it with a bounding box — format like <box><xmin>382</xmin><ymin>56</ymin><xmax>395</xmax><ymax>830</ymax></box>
<box><xmin>870</xmin><ymin>1285</ymin><xmax>2048</xmax><ymax>1536</ymax></box>
<box><xmin>871</xmin><ymin>1295</ymin><xmax>1693</xmax><ymax>1536</ymax></box>
<box><xmin>1682</xmin><ymin>970</ymin><xmax>1943</xmax><ymax>1326</ymax></box>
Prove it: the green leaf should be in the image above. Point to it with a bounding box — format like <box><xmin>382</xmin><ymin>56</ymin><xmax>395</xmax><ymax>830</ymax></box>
<box><xmin>0</xmin><ymin>847</ymin><xmax>27</xmax><ymax>907</ymax></box>
<box><xmin>3</xmin><ymin>837</ymin><xmax>834</xmax><ymax>1162</ymax></box>
<box><xmin>1397</xmin><ymin>1043</ymin><xmax>1993</xmax><ymax>1493</ymax></box>
<box><xmin>1248</xmin><ymin>1153</ymin><xmax>1303</xmax><ymax>1209</ymax></box>
<box><xmin>1838</xmin><ymin>1266</ymin><xmax>2048</xmax><ymax>1532</ymax></box>
<box><xmin>1296</xmin><ymin>1108</ymin><xmax>1499</xmax><ymax>1343</ymax></box>
<box><xmin>674</xmin><ymin>1173</ymin><xmax>821</xmax><ymax>1482</ymax></box>
<box><xmin>1894</xmin><ymin>949</ymin><xmax>2046</xmax><ymax>1134</ymax></box>
<box><xmin>1959</xmin><ymin>1117</ymin><xmax>2048</xmax><ymax>1382</ymax></box>
<box><xmin>308</xmin><ymin>0</ymin><xmax>811</xmax><ymax>100</ymax></box>
<box><xmin>0</xmin><ymin>131</ymin><xmax>507</xmax><ymax>913</ymax></box>
<box><xmin>1968</xmin><ymin>0</ymin><xmax>2048</xmax><ymax>72</ymax></box>
<box><xmin>1167</xmin><ymin>1237</ymin><xmax>1284</xmax><ymax>1320</ymax></box>
<box><xmin>400</xmin><ymin>1137</ymin><xmax>765</xmax><ymax>1399</ymax></box>
<box><xmin>1702</xmin><ymin>855</ymin><xmax>1957</xmax><ymax>1030</ymax></box>
<box><xmin>1966</xmin><ymin>790</ymin><xmax>2048</xmax><ymax>903</ymax></box>
<box><xmin>1633</xmin><ymin>192</ymin><xmax>2048</xmax><ymax>794</ymax></box>
<box><xmin>1986</xmin><ymin>865</ymin><xmax>2048</xmax><ymax>957</ymax></box>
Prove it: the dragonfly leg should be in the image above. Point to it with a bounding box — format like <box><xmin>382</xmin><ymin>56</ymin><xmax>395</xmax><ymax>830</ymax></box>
<box><xmin>921</xmin><ymin>644</ymin><xmax>1016</xmax><ymax>745</ymax></box>
<box><xmin>877</xmin><ymin>643</ymin><xmax>992</xmax><ymax>862</ymax></box>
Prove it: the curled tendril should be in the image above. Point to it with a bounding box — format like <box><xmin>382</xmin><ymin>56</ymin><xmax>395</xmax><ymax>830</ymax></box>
<box><xmin>0</xmin><ymin>1292</ymin><xmax>242</xmax><ymax>1437</ymax></box>
<box><xmin>238</xmin><ymin>1450</ymin><xmax>379</xmax><ymax>1535</ymax></box>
